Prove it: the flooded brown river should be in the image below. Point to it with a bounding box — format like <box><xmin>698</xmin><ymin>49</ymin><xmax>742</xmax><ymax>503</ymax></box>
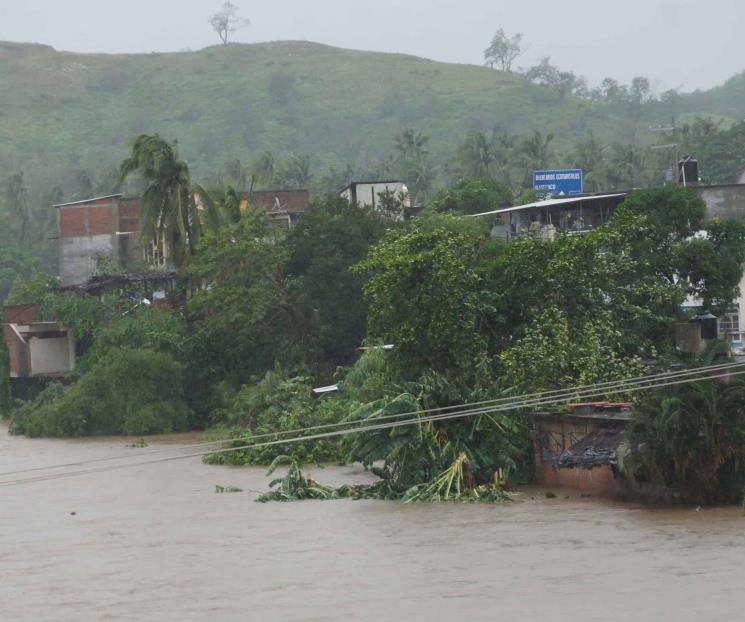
<box><xmin>2</xmin><ymin>423</ymin><xmax>744</xmax><ymax>622</ymax></box>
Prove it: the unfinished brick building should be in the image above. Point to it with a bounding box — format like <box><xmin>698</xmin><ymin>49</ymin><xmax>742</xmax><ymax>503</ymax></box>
<box><xmin>55</xmin><ymin>194</ymin><xmax>142</xmax><ymax>286</ymax></box>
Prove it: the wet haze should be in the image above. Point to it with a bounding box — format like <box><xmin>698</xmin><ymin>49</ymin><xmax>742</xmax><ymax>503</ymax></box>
<box><xmin>1</xmin><ymin>0</ymin><xmax>744</xmax><ymax>91</ymax></box>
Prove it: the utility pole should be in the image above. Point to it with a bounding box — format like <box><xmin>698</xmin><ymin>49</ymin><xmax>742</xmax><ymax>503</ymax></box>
<box><xmin>649</xmin><ymin>117</ymin><xmax>678</xmax><ymax>184</ymax></box>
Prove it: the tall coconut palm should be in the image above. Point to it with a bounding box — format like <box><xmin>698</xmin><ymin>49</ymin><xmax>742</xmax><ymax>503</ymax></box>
<box><xmin>119</xmin><ymin>134</ymin><xmax>216</xmax><ymax>269</ymax></box>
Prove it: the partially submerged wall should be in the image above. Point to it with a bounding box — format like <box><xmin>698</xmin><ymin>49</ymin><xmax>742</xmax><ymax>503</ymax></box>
<box><xmin>533</xmin><ymin>415</ymin><xmax>623</xmax><ymax>497</ymax></box>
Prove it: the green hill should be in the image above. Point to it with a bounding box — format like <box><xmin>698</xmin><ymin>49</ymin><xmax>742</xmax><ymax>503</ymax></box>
<box><xmin>0</xmin><ymin>40</ymin><xmax>633</xmax><ymax>188</ymax></box>
<box><xmin>0</xmin><ymin>38</ymin><xmax>743</xmax><ymax>198</ymax></box>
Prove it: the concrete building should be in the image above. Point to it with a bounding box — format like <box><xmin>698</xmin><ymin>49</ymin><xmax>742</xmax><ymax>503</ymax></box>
<box><xmin>476</xmin><ymin>184</ymin><xmax>745</xmax><ymax>346</ymax></box>
<box><xmin>239</xmin><ymin>189</ymin><xmax>310</xmax><ymax>226</ymax></box>
<box><xmin>476</xmin><ymin>192</ymin><xmax>627</xmax><ymax>241</ymax></box>
<box><xmin>2</xmin><ymin>304</ymin><xmax>76</xmax><ymax>379</ymax></box>
<box><xmin>55</xmin><ymin>194</ymin><xmax>142</xmax><ymax>286</ymax></box>
<box><xmin>691</xmin><ymin>184</ymin><xmax>745</xmax><ymax>343</ymax></box>
<box><xmin>340</xmin><ymin>181</ymin><xmax>410</xmax><ymax>217</ymax></box>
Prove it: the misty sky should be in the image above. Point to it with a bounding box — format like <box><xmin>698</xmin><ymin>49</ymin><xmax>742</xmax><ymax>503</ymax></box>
<box><xmin>1</xmin><ymin>0</ymin><xmax>743</xmax><ymax>92</ymax></box>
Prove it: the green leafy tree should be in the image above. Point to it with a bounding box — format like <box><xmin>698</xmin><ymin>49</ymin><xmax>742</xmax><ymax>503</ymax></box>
<box><xmin>572</xmin><ymin>131</ymin><xmax>608</xmax><ymax>191</ymax></box>
<box><xmin>276</xmin><ymin>154</ymin><xmax>313</xmax><ymax>188</ymax></box>
<box><xmin>393</xmin><ymin>129</ymin><xmax>436</xmax><ymax>203</ymax></box>
<box><xmin>606</xmin><ymin>143</ymin><xmax>645</xmax><ymax>188</ymax></box>
<box><xmin>681</xmin><ymin>120</ymin><xmax>745</xmax><ymax>183</ymax></box>
<box><xmin>517</xmin><ymin>130</ymin><xmax>554</xmax><ymax>185</ymax></box>
<box><xmin>4</xmin><ymin>273</ymin><xmax>59</xmax><ymax>307</ymax></box>
<box><xmin>483</xmin><ymin>29</ymin><xmax>523</xmax><ymax>72</ymax></box>
<box><xmin>187</xmin><ymin>211</ymin><xmax>299</xmax><ymax>392</ymax></box>
<box><xmin>630</xmin><ymin>363</ymin><xmax>745</xmax><ymax>504</ymax></box>
<box><xmin>525</xmin><ymin>57</ymin><xmax>586</xmax><ymax>98</ymax></box>
<box><xmin>354</xmin><ymin>214</ymin><xmax>489</xmax><ymax>379</ymax></box>
<box><xmin>286</xmin><ymin>197</ymin><xmax>388</xmax><ymax>370</ymax></box>
<box><xmin>2</xmin><ymin>172</ymin><xmax>30</xmax><ymax>244</ymax></box>
<box><xmin>456</xmin><ymin>133</ymin><xmax>496</xmax><ymax>179</ymax></box>
<box><xmin>10</xmin><ymin>348</ymin><xmax>190</xmax><ymax>437</ymax></box>
<box><xmin>615</xmin><ymin>186</ymin><xmax>745</xmax><ymax>311</ymax></box>
<box><xmin>0</xmin><ymin>244</ymin><xmax>39</xmax><ymax>304</ymax></box>
<box><xmin>208</xmin><ymin>2</ymin><xmax>250</xmax><ymax>45</ymax></box>
<box><xmin>429</xmin><ymin>177</ymin><xmax>512</xmax><ymax>216</ymax></box>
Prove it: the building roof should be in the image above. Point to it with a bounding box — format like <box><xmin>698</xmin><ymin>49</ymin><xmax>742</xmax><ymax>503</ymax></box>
<box><xmin>469</xmin><ymin>193</ymin><xmax>628</xmax><ymax>218</ymax></box>
<box><xmin>53</xmin><ymin>193</ymin><xmax>123</xmax><ymax>208</ymax></box>
<box><xmin>312</xmin><ymin>384</ymin><xmax>340</xmax><ymax>395</ymax></box>
<box><xmin>339</xmin><ymin>180</ymin><xmax>404</xmax><ymax>193</ymax></box>
<box><xmin>244</xmin><ymin>189</ymin><xmax>309</xmax><ymax>215</ymax></box>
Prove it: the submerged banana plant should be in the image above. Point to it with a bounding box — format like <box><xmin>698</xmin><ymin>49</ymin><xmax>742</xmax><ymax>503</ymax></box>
<box><xmin>256</xmin><ymin>456</ymin><xmax>338</xmax><ymax>502</ymax></box>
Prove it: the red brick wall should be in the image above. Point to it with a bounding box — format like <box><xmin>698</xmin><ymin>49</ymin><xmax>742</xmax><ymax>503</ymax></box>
<box><xmin>533</xmin><ymin>417</ymin><xmax>619</xmax><ymax>497</ymax></box>
<box><xmin>59</xmin><ymin>207</ymin><xmax>87</xmax><ymax>236</ymax></box>
<box><xmin>58</xmin><ymin>197</ymin><xmax>123</xmax><ymax>238</ymax></box>
<box><xmin>248</xmin><ymin>190</ymin><xmax>309</xmax><ymax>214</ymax></box>
<box><xmin>2</xmin><ymin>304</ymin><xmax>37</xmax><ymax>323</ymax></box>
<box><xmin>117</xmin><ymin>198</ymin><xmax>141</xmax><ymax>233</ymax></box>
<box><xmin>88</xmin><ymin>206</ymin><xmax>115</xmax><ymax>235</ymax></box>
<box><xmin>3</xmin><ymin>325</ymin><xmax>29</xmax><ymax>377</ymax></box>
<box><xmin>534</xmin><ymin>459</ymin><xmax>616</xmax><ymax>496</ymax></box>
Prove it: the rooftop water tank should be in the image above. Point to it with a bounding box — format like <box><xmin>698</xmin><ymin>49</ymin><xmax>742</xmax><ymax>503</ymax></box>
<box><xmin>678</xmin><ymin>156</ymin><xmax>699</xmax><ymax>186</ymax></box>
<box><xmin>689</xmin><ymin>312</ymin><xmax>719</xmax><ymax>340</ymax></box>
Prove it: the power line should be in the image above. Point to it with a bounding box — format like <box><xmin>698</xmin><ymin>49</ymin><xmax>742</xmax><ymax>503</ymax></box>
<box><xmin>1</xmin><ymin>365</ymin><xmax>741</xmax><ymax>488</ymax></box>
<box><xmin>2</xmin><ymin>360</ymin><xmax>743</xmax><ymax>478</ymax></box>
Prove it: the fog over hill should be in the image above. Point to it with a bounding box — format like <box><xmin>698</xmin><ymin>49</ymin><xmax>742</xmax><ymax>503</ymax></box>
<box><xmin>3</xmin><ymin>0</ymin><xmax>744</xmax><ymax>91</ymax></box>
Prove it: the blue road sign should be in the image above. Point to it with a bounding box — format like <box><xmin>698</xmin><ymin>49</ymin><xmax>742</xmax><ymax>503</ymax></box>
<box><xmin>533</xmin><ymin>169</ymin><xmax>583</xmax><ymax>195</ymax></box>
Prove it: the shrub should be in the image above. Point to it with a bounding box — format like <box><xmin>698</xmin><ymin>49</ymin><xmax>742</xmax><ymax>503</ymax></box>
<box><xmin>205</xmin><ymin>369</ymin><xmax>345</xmax><ymax>465</ymax></box>
<box><xmin>10</xmin><ymin>348</ymin><xmax>190</xmax><ymax>437</ymax></box>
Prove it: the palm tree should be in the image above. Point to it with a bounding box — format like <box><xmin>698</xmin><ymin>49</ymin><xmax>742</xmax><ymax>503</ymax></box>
<box><xmin>630</xmin><ymin>345</ymin><xmax>745</xmax><ymax>503</ymax></box>
<box><xmin>209</xmin><ymin>184</ymin><xmax>243</xmax><ymax>225</ymax></box>
<box><xmin>573</xmin><ymin>131</ymin><xmax>608</xmax><ymax>191</ymax></box>
<box><xmin>518</xmin><ymin>130</ymin><xmax>554</xmax><ymax>186</ymax></box>
<box><xmin>2</xmin><ymin>171</ymin><xmax>30</xmax><ymax>244</ymax></box>
<box><xmin>607</xmin><ymin>143</ymin><xmax>644</xmax><ymax>189</ymax></box>
<box><xmin>119</xmin><ymin>134</ymin><xmax>216</xmax><ymax>269</ymax></box>
<box><xmin>394</xmin><ymin>128</ymin><xmax>429</xmax><ymax>161</ymax></box>
<box><xmin>456</xmin><ymin>133</ymin><xmax>495</xmax><ymax>178</ymax></box>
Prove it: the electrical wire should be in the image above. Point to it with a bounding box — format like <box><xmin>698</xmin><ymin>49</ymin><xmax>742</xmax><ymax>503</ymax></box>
<box><xmin>2</xmin><ymin>359</ymin><xmax>744</xmax><ymax>478</ymax></box>
<box><xmin>1</xmin><ymin>365</ymin><xmax>742</xmax><ymax>488</ymax></box>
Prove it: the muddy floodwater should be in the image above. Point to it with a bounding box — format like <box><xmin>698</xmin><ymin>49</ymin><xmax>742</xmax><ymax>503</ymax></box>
<box><xmin>2</xmin><ymin>424</ymin><xmax>745</xmax><ymax>622</ymax></box>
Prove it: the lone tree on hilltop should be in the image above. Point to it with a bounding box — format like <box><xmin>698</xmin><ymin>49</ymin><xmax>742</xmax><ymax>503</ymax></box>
<box><xmin>484</xmin><ymin>29</ymin><xmax>523</xmax><ymax>72</ymax></box>
<box><xmin>209</xmin><ymin>2</ymin><xmax>250</xmax><ymax>46</ymax></box>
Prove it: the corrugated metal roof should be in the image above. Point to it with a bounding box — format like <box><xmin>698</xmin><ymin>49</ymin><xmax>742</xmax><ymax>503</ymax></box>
<box><xmin>469</xmin><ymin>193</ymin><xmax>627</xmax><ymax>218</ymax></box>
<box><xmin>312</xmin><ymin>384</ymin><xmax>339</xmax><ymax>395</ymax></box>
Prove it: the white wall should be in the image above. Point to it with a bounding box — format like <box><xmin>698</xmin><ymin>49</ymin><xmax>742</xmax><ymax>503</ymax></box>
<box><xmin>60</xmin><ymin>234</ymin><xmax>116</xmax><ymax>286</ymax></box>
<box><xmin>29</xmin><ymin>336</ymin><xmax>74</xmax><ymax>376</ymax></box>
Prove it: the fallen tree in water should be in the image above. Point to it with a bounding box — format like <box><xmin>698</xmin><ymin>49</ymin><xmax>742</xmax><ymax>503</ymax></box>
<box><xmin>256</xmin><ymin>454</ymin><xmax>511</xmax><ymax>504</ymax></box>
<box><xmin>256</xmin><ymin>456</ymin><xmax>339</xmax><ymax>502</ymax></box>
